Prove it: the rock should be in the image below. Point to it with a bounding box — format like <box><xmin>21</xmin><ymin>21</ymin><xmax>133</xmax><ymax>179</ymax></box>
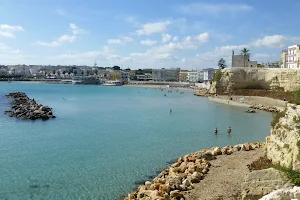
<box><xmin>170</xmin><ymin>190</ymin><xmax>183</xmax><ymax>198</ymax></box>
<box><xmin>241</xmin><ymin>168</ymin><xmax>294</xmax><ymax>200</ymax></box>
<box><xmin>242</xmin><ymin>143</ymin><xmax>251</xmax><ymax>151</ymax></box>
<box><xmin>169</xmin><ymin>177</ymin><xmax>182</xmax><ymax>190</ymax></box>
<box><xmin>5</xmin><ymin>92</ymin><xmax>55</xmax><ymax>121</ymax></box>
<box><xmin>191</xmin><ymin>172</ymin><xmax>202</xmax><ymax>183</ymax></box>
<box><xmin>198</xmin><ymin>151</ymin><xmax>215</xmax><ymax>160</ymax></box>
<box><xmin>226</xmin><ymin>149</ymin><xmax>233</xmax><ymax>155</ymax></box>
<box><xmin>158</xmin><ymin>184</ymin><xmax>170</xmax><ymax>193</ymax></box>
<box><xmin>178</xmin><ymin>162</ymin><xmax>188</xmax><ymax>173</ymax></box>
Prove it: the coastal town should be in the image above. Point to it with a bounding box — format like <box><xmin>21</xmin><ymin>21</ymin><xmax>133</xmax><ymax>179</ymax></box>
<box><xmin>2</xmin><ymin>0</ymin><xmax>300</xmax><ymax>198</ymax></box>
<box><xmin>0</xmin><ymin>45</ymin><xmax>297</xmax><ymax>87</ymax></box>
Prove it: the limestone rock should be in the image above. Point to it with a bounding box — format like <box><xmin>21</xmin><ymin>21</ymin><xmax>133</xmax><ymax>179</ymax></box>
<box><xmin>241</xmin><ymin>168</ymin><xmax>294</xmax><ymax>200</ymax></box>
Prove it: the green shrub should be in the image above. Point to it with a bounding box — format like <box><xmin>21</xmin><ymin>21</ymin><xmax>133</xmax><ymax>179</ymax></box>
<box><xmin>212</xmin><ymin>70</ymin><xmax>223</xmax><ymax>82</ymax></box>
<box><xmin>272</xmin><ymin>163</ymin><xmax>300</xmax><ymax>186</ymax></box>
<box><xmin>296</xmin><ymin>90</ymin><xmax>300</xmax><ymax>105</ymax></box>
<box><xmin>271</xmin><ymin>107</ymin><xmax>287</xmax><ymax>128</ymax></box>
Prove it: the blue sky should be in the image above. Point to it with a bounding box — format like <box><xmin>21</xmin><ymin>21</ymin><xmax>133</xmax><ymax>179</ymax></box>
<box><xmin>0</xmin><ymin>0</ymin><xmax>300</xmax><ymax>69</ymax></box>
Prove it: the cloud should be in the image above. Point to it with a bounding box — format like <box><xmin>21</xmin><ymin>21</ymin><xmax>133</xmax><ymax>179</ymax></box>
<box><xmin>142</xmin><ymin>32</ymin><xmax>210</xmax><ymax>56</ymax></box>
<box><xmin>107</xmin><ymin>36</ymin><xmax>134</xmax><ymax>45</ymax></box>
<box><xmin>136</xmin><ymin>20</ymin><xmax>172</xmax><ymax>35</ymax></box>
<box><xmin>0</xmin><ymin>24</ymin><xmax>23</xmax><ymax>38</ymax></box>
<box><xmin>36</xmin><ymin>23</ymin><xmax>83</xmax><ymax>47</ymax></box>
<box><xmin>251</xmin><ymin>35</ymin><xmax>287</xmax><ymax>48</ymax></box>
<box><xmin>162</xmin><ymin>33</ymin><xmax>172</xmax><ymax>43</ymax></box>
<box><xmin>195</xmin><ymin>32</ymin><xmax>209</xmax><ymax>42</ymax></box>
<box><xmin>176</xmin><ymin>3</ymin><xmax>253</xmax><ymax>15</ymax></box>
<box><xmin>69</xmin><ymin>23</ymin><xmax>84</xmax><ymax>35</ymax></box>
<box><xmin>140</xmin><ymin>39</ymin><xmax>157</xmax><ymax>46</ymax></box>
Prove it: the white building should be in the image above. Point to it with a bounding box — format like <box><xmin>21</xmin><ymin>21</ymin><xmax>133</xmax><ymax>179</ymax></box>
<box><xmin>203</xmin><ymin>68</ymin><xmax>216</xmax><ymax>81</ymax></box>
<box><xmin>187</xmin><ymin>71</ymin><xmax>204</xmax><ymax>82</ymax></box>
<box><xmin>281</xmin><ymin>45</ymin><xmax>300</xmax><ymax>68</ymax></box>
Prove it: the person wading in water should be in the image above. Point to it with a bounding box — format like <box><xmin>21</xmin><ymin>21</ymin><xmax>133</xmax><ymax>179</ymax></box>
<box><xmin>227</xmin><ymin>126</ymin><xmax>231</xmax><ymax>134</ymax></box>
<box><xmin>214</xmin><ymin>127</ymin><xmax>218</xmax><ymax>134</ymax></box>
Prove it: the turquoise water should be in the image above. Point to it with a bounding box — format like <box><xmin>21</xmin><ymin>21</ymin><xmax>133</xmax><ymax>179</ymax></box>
<box><xmin>0</xmin><ymin>83</ymin><xmax>272</xmax><ymax>200</ymax></box>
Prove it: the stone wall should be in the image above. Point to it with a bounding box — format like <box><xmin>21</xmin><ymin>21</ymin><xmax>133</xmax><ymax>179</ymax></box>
<box><xmin>266</xmin><ymin>104</ymin><xmax>300</xmax><ymax>171</ymax></box>
<box><xmin>209</xmin><ymin>68</ymin><xmax>300</xmax><ymax>94</ymax></box>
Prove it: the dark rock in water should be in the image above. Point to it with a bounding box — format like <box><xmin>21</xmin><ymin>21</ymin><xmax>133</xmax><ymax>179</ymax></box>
<box><xmin>4</xmin><ymin>92</ymin><xmax>56</xmax><ymax>121</ymax></box>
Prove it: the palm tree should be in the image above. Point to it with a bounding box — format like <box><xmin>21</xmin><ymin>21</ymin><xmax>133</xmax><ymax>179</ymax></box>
<box><xmin>241</xmin><ymin>48</ymin><xmax>250</xmax><ymax>68</ymax></box>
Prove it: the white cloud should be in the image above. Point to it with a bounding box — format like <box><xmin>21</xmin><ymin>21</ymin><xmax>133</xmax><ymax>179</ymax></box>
<box><xmin>251</xmin><ymin>35</ymin><xmax>287</xmax><ymax>48</ymax></box>
<box><xmin>162</xmin><ymin>33</ymin><xmax>172</xmax><ymax>43</ymax></box>
<box><xmin>140</xmin><ymin>39</ymin><xmax>157</xmax><ymax>46</ymax></box>
<box><xmin>36</xmin><ymin>23</ymin><xmax>83</xmax><ymax>47</ymax></box>
<box><xmin>195</xmin><ymin>32</ymin><xmax>209</xmax><ymax>42</ymax></box>
<box><xmin>136</xmin><ymin>20</ymin><xmax>172</xmax><ymax>35</ymax></box>
<box><xmin>69</xmin><ymin>23</ymin><xmax>83</xmax><ymax>35</ymax></box>
<box><xmin>107</xmin><ymin>36</ymin><xmax>134</xmax><ymax>45</ymax></box>
<box><xmin>0</xmin><ymin>24</ymin><xmax>23</xmax><ymax>38</ymax></box>
<box><xmin>177</xmin><ymin>3</ymin><xmax>253</xmax><ymax>15</ymax></box>
<box><xmin>172</xmin><ymin>36</ymin><xmax>179</xmax><ymax>42</ymax></box>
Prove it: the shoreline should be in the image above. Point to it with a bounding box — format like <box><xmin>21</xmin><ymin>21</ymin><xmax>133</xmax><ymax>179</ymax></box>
<box><xmin>124</xmin><ymin>142</ymin><xmax>265</xmax><ymax>199</ymax></box>
<box><xmin>124</xmin><ymin>84</ymin><xmax>199</xmax><ymax>91</ymax></box>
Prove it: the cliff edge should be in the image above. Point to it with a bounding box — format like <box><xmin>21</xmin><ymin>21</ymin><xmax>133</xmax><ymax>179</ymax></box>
<box><xmin>209</xmin><ymin>68</ymin><xmax>300</xmax><ymax>94</ymax></box>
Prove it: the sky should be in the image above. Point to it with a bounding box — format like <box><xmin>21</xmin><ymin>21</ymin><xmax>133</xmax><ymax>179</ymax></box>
<box><xmin>1</xmin><ymin>0</ymin><xmax>300</xmax><ymax>69</ymax></box>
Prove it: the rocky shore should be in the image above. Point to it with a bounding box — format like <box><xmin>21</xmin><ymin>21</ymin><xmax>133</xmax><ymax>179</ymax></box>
<box><xmin>124</xmin><ymin>142</ymin><xmax>264</xmax><ymax>200</ymax></box>
<box><xmin>4</xmin><ymin>92</ymin><xmax>56</xmax><ymax>120</ymax></box>
<box><xmin>249</xmin><ymin>104</ymin><xmax>280</xmax><ymax>113</ymax></box>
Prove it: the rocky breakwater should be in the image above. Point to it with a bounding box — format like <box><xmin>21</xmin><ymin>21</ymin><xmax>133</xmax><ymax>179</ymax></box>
<box><xmin>124</xmin><ymin>142</ymin><xmax>264</xmax><ymax>200</ymax></box>
<box><xmin>266</xmin><ymin>103</ymin><xmax>300</xmax><ymax>171</ymax></box>
<box><xmin>249</xmin><ymin>104</ymin><xmax>280</xmax><ymax>113</ymax></box>
<box><xmin>4</xmin><ymin>92</ymin><xmax>56</xmax><ymax>120</ymax></box>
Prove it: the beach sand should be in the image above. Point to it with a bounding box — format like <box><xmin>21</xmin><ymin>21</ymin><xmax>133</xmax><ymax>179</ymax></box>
<box><xmin>124</xmin><ymin>84</ymin><xmax>198</xmax><ymax>91</ymax></box>
<box><xmin>185</xmin><ymin>148</ymin><xmax>265</xmax><ymax>200</ymax></box>
<box><xmin>208</xmin><ymin>97</ymin><xmax>251</xmax><ymax>108</ymax></box>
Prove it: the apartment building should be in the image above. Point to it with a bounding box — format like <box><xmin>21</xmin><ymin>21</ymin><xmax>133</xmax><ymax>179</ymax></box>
<box><xmin>152</xmin><ymin>68</ymin><xmax>180</xmax><ymax>82</ymax></box>
<box><xmin>281</xmin><ymin>45</ymin><xmax>300</xmax><ymax>68</ymax></box>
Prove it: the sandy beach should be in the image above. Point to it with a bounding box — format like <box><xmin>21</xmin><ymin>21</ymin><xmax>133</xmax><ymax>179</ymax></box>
<box><xmin>124</xmin><ymin>84</ymin><xmax>198</xmax><ymax>91</ymax></box>
<box><xmin>208</xmin><ymin>96</ymin><xmax>251</xmax><ymax>108</ymax></box>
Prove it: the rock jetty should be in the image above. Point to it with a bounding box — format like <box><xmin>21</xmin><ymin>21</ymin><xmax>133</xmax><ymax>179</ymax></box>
<box><xmin>249</xmin><ymin>104</ymin><xmax>280</xmax><ymax>113</ymax></box>
<box><xmin>124</xmin><ymin>142</ymin><xmax>264</xmax><ymax>200</ymax></box>
<box><xmin>4</xmin><ymin>92</ymin><xmax>55</xmax><ymax>120</ymax></box>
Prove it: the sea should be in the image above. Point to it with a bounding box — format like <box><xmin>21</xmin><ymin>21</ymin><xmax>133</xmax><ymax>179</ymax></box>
<box><xmin>0</xmin><ymin>82</ymin><xmax>272</xmax><ymax>200</ymax></box>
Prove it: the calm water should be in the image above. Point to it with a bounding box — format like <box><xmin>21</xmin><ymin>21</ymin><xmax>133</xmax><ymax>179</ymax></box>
<box><xmin>0</xmin><ymin>82</ymin><xmax>272</xmax><ymax>200</ymax></box>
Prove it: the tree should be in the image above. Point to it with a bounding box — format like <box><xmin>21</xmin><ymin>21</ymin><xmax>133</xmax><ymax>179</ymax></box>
<box><xmin>241</xmin><ymin>48</ymin><xmax>250</xmax><ymax>68</ymax></box>
<box><xmin>218</xmin><ymin>58</ymin><xmax>227</xmax><ymax>69</ymax></box>
<box><xmin>113</xmin><ymin>66</ymin><xmax>120</xmax><ymax>70</ymax></box>
<box><xmin>53</xmin><ymin>70</ymin><xmax>56</xmax><ymax>75</ymax></box>
<box><xmin>74</xmin><ymin>71</ymin><xmax>77</xmax><ymax>76</ymax></box>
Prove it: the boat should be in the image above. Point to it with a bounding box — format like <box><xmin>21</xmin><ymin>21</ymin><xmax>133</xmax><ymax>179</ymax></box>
<box><xmin>245</xmin><ymin>109</ymin><xmax>256</xmax><ymax>113</ymax></box>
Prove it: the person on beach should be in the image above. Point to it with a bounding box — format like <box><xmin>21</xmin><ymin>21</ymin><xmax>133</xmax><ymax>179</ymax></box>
<box><xmin>214</xmin><ymin>127</ymin><xmax>218</xmax><ymax>134</ymax></box>
<box><xmin>227</xmin><ymin>126</ymin><xmax>231</xmax><ymax>134</ymax></box>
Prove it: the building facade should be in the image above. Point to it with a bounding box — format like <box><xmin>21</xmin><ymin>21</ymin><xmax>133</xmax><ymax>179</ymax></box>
<box><xmin>203</xmin><ymin>68</ymin><xmax>216</xmax><ymax>81</ymax></box>
<box><xmin>179</xmin><ymin>70</ymin><xmax>188</xmax><ymax>82</ymax></box>
<box><xmin>262</xmin><ymin>61</ymin><xmax>281</xmax><ymax>68</ymax></box>
<box><xmin>281</xmin><ymin>50</ymin><xmax>287</xmax><ymax>68</ymax></box>
<box><xmin>232</xmin><ymin>50</ymin><xmax>257</xmax><ymax>68</ymax></box>
<box><xmin>281</xmin><ymin>45</ymin><xmax>300</xmax><ymax>68</ymax></box>
<box><xmin>152</xmin><ymin>68</ymin><xmax>180</xmax><ymax>82</ymax></box>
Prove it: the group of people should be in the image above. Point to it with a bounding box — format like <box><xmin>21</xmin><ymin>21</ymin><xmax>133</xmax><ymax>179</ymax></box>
<box><xmin>214</xmin><ymin>127</ymin><xmax>231</xmax><ymax>134</ymax></box>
